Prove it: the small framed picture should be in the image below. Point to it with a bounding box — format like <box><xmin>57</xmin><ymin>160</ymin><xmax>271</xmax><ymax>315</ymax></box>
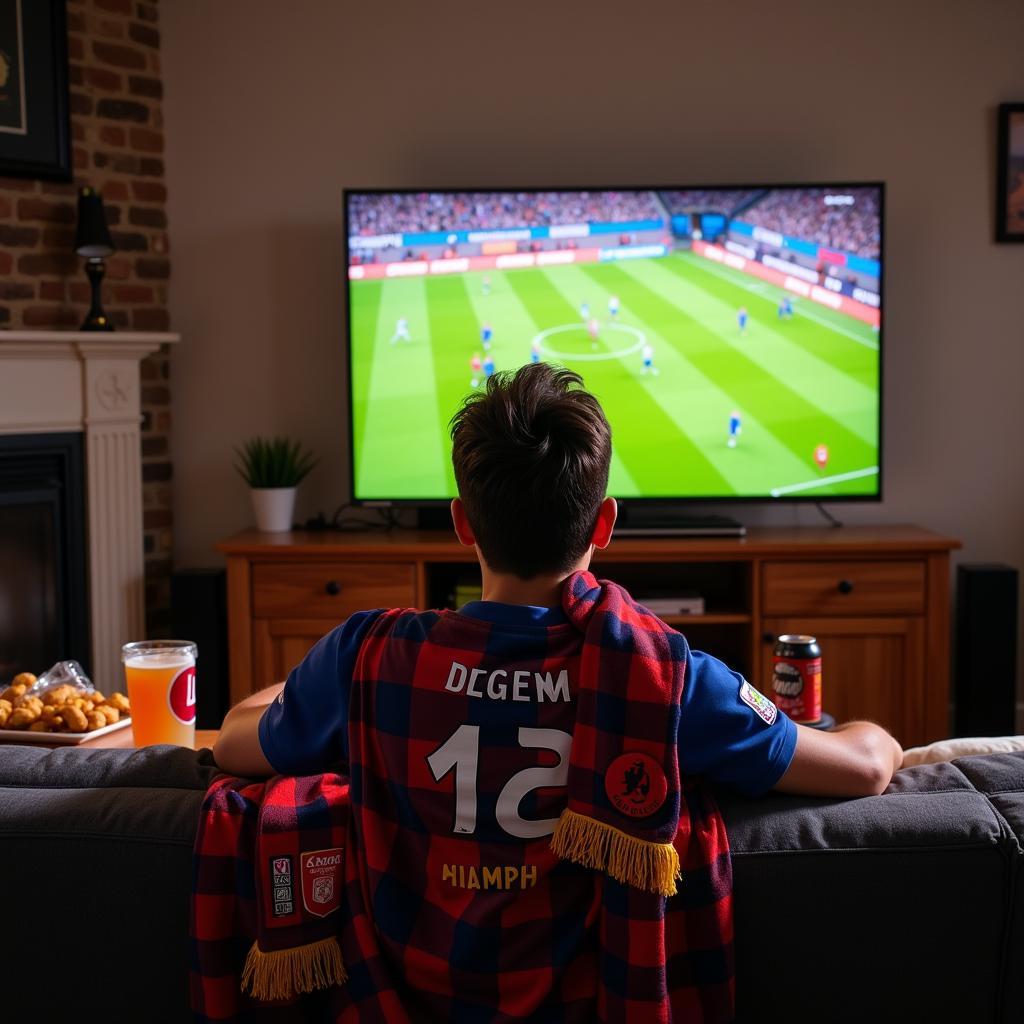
<box><xmin>0</xmin><ymin>0</ymin><xmax>70</xmax><ymax>181</ymax></box>
<box><xmin>996</xmin><ymin>103</ymin><xmax>1024</xmax><ymax>243</ymax></box>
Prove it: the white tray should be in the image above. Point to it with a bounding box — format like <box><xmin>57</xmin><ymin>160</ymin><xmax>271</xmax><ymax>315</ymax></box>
<box><xmin>0</xmin><ymin>716</ymin><xmax>132</xmax><ymax>745</ymax></box>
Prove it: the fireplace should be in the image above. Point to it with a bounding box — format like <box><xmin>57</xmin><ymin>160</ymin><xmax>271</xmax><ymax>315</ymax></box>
<box><xmin>0</xmin><ymin>331</ymin><xmax>179</xmax><ymax>688</ymax></box>
<box><xmin>0</xmin><ymin>434</ymin><xmax>90</xmax><ymax>681</ymax></box>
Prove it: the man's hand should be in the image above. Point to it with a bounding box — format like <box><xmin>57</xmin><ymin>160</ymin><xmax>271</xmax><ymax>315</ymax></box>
<box><xmin>774</xmin><ymin>720</ymin><xmax>903</xmax><ymax>797</ymax></box>
<box><xmin>212</xmin><ymin>683</ymin><xmax>284</xmax><ymax>778</ymax></box>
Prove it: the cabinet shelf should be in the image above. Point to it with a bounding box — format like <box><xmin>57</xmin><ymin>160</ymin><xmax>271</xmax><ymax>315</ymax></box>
<box><xmin>661</xmin><ymin>613</ymin><xmax>751</xmax><ymax>626</ymax></box>
<box><xmin>220</xmin><ymin>525</ymin><xmax>959</xmax><ymax>747</ymax></box>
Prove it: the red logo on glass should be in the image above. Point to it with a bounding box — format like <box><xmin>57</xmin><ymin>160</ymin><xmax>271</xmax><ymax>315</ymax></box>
<box><xmin>168</xmin><ymin>666</ymin><xmax>197</xmax><ymax>724</ymax></box>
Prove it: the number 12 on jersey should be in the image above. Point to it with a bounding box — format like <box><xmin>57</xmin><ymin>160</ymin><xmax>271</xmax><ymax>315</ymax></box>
<box><xmin>426</xmin><ymin>725</ymin><xmax>572</xmax><ymax>839</ymax></box>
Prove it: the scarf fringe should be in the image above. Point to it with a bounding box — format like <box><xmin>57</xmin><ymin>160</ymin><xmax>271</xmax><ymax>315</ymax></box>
<box><xmin>551</xmin><ymin>807</ymin><xmax>681</xmax><ymax>897</ymax></box>
<box><xmin>241</xmin><ymin>935</ymin><xmax>347</xmax><ymax>1002</ymax></box>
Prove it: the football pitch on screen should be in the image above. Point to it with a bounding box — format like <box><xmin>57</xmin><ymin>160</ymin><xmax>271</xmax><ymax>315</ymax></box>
<box><xmin>349</xmin><ymin>251</ymin><xmax>880</xmax><ymax>500</ymax></box>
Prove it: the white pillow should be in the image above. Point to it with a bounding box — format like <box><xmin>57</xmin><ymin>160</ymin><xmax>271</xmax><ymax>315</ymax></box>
<box><xmin>901</xmin><ymin>735</ymin><xmax>1024</xmax><ymax>768</ymax></box>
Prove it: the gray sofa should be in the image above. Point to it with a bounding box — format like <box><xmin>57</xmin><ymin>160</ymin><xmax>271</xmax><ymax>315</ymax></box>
<box><xmin>1</xmin><ymin>744</ymin><xmax>1021</xmax><ymax>1023</ymax></box>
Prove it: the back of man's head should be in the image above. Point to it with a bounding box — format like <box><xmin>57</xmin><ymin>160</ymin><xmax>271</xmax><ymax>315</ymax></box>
<box><xmin>450</xmin><ymin>362</ymin><xmax>611</xmax><ymax>580</ymax></box>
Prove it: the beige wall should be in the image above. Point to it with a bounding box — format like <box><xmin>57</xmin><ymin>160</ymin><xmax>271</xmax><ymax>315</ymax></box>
<box><xmin>162</xmin><ymin>1</ymin><xmax>1024</xmax><ymax>699</ymax></box>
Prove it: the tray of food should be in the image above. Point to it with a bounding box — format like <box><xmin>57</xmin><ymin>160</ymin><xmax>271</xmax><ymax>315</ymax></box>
<box><xmin>0</xmin><ymin>664</ymin><xmax>132</xmax><ymax>744</ymax></box>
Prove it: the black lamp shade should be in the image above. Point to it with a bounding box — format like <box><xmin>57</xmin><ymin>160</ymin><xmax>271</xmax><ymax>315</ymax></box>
<box><xmin>74</xmin><ymin>187</ymin><xmax>115</xmax><ymax>258</ymax></box>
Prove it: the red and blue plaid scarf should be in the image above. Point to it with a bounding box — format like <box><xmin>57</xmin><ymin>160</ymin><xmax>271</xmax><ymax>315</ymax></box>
<box><xmin>191</xmin><ymin>571</ymin><xmax>733</xmax><ymax>1022</ymax></box>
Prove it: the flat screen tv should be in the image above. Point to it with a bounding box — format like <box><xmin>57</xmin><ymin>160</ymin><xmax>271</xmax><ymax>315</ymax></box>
<box><xmin>345</xmin><ymin>185</ymin><xmax>883</xmax><ymax>504</ymax></box>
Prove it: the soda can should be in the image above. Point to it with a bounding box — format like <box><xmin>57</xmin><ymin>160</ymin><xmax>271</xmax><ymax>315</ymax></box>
<box><xmin>772</xmin><ymin>634</ymin><xmax>822</xmax><ymax>724</ymax></box>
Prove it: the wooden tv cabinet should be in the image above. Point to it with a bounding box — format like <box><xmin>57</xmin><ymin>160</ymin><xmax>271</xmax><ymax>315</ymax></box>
<box><xmin>218</xmin><ymin>525</ymin><xmax>960</xmax><ymax>747</ymax></box>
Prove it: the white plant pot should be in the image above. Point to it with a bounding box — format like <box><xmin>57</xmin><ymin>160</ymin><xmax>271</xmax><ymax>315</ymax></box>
<box><xmin>250</xmin><ymin>487</ymin><xmax>297</xmax><ymax>532</ymax></box>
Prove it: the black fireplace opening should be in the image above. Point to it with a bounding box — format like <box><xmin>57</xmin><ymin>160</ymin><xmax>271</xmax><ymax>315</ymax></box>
<box><xmin>0</xmin><ymin>433</ymin><xmax>90</xmax><ymax>685</ymax></box>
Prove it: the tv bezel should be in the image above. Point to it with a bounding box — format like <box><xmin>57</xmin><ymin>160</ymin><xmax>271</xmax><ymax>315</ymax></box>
<box><xmin>343</xmin><ymin>181</ymin><xmax>885</xmax><ymax>507</ymax></box>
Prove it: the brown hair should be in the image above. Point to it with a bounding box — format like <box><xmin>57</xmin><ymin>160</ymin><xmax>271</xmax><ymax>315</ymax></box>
<box><xmin>450</xmin><ymin>362</ymin><xmax>611</xmax><ymax>579</ymax></box>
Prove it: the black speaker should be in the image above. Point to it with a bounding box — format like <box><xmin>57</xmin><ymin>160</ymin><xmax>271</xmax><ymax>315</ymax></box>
<box><xmin>170</xmin><ymin>568</ymin><xmax>229</xmax><ymax>730</ymax></box>
<box><xmin>954</xmin><ymin>564</ymin><xmax>1019</xmax><ymax>737</ymax></box>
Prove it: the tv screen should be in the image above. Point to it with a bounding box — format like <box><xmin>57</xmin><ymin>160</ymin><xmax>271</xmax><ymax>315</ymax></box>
<box><xmin>345</xmin><ymin>185</ymin><xmax>882</xmax><ymax>502</ymax></box>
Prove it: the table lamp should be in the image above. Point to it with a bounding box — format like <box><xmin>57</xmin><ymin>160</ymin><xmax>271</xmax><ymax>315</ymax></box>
<box><xmin>74</xmin><ymin>186</ymin><xmax>116</xmax><ymax>332</ymax></box>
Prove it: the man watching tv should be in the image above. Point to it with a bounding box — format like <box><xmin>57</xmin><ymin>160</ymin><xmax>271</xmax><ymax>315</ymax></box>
<box><xmin>215</xmin><ymin>363</ymin><xmax>902</xmax><ymax>1019</ymax></box>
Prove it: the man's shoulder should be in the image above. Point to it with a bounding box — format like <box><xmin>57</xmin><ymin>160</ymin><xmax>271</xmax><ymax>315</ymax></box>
<box><xmin>349</xmin><ymin>606</ymin><xmax>450</xmax><ymax>645</ymax></box>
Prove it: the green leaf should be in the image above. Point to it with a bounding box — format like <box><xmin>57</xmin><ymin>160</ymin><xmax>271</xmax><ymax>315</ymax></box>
<box><xmin>232</xmin><ymin>435</ymin><xmax>318</xmax><ymax>488</ymax></box>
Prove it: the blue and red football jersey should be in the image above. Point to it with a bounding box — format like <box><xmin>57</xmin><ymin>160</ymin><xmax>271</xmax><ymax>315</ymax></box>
<box><xmin>259</xmin><ymin>600</ymin><xmax>790</xmax><ymax>1017</ymax></box>
<box><xmin>260</xmin><ymin>602</ymin><xmax>795</xmax><ymax>797</ymax></box>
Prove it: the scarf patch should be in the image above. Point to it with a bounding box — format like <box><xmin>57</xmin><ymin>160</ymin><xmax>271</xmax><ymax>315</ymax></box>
<box><xmin>605</xmin><ymin>751</ymin><xmax>668</xmax><ymax>818</ymax></box>
<box><xmin>300</xmin><ymin>847</ymin><xmax>344</xmax><ymax>918</ymax></box>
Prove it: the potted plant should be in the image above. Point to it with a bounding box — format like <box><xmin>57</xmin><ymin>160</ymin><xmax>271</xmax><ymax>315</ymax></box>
<box><xmin>234</xmin><ymin>436</ymin><xmax>318</xmax><ymax>533</ymax></box>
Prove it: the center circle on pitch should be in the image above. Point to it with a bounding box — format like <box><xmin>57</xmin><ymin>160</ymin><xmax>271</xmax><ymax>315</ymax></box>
<box><xmin>533</xmin><ymin>322</ymin><xmax>646</xmax><ymax>362</ymax></box>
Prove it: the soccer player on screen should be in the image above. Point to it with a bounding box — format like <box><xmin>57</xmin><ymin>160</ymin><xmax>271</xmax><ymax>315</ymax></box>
<box><xmin>608</xmin><ymin>295</ymin><xmax>620</xmax><ymax>319</ymax></box>
<box><xmin>530</xmin><ymin>341</ymin><xmax>541</xmax><ymax>365</ymax></box>
<box><xmin>737</xmin><ymin>308</ymin><xmax>749</xmax><ymax>335</ymax></box>
<box><xmin>587</xmin><ymin>317</ymin><xmax>600</xmax><ymax>350</ymax></box>
<box><xmin>482</xmin><ymin>275</ymin><xmax>491</xmax><ymax>297</ymax></box>
<box><xmin>640</xmin><ymin>343</ymin><xmax>658</xmax><ymax>376</ymax></box>
<box><xmin>470</xmin><ymin>353</ymin><xmax>483</xmax><ymax>389</ymax></box>
<box><xmin>390</xmin><ymin>317</ymin><xmax>411</xmax><ymax>345</ymax></box>
<box><xmin>777</xmin><ymin>296</ymin><xmax>793</xmax><ymax>320</ymax></box>
<box><xmin>728</xmin><ymin>410</ymin><xmax>742</xmax><ymax>448</ymax></box>
<box><xmin>483</xmin><ymin>353</ymin><xmax>495</xmax><ymax>379</ymax></box>
<box><xmin>481</xmin><ymin>322</ymin><xmax>493</xmax><ymax>351</ymax></box>
<box><xmin>579</xmin><ymin>301</ymin><xmax>590</xmax><ymax>321</ymax></box>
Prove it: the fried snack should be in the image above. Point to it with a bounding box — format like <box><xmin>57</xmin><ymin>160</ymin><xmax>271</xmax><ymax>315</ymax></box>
<box><xmin>106</xmin><ymin>692</ymin><xmax>130</xmax><ymax>714</ymax></box>
<box><xmin>41</xmin><ymin>684</ymin><xmax>77</xmax><ymax>706</ymax></box>
<box><xmin>8</xmin><ymin>707</ymin><xmax>41</xmax><ymax>729</ymax></box>
<box><xmin>61</xmin><ymin>704</ymin><xmax>88</xmax><ymax>733</ymax></box>
<box><xmin>85</xmin><ymin>710</ymin><xmax>106</xmax><ymax>732</ymax></box>
<box><xmin>95</xmin><ymin>705</ymin><xmax>120</xmax><ymax>725</ymax></box>
<box><xmin>0</xmin><ymin>680</ymin><xmax>129</xmax><ymax>734</ymax></box>
<box><xmin>12</xmin><ymin>692</ymin><xmax>43</xmax><ymax>716</ymax></box>
<box><xmin>35</xmin><ymin>703</ymin><xmax>67</xmax><ymax>733</ymax></box>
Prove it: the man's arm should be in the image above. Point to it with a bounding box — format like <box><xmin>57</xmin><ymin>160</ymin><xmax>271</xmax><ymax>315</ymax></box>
<box><xmin>773</xmin><ymin>720</ymin><xmax>903</xmax><ymax>797</ymax></box>
<box><xmin>212</xmin><ymin>683</ymin><xmax>283</xmax><ymax>778</ymax></box>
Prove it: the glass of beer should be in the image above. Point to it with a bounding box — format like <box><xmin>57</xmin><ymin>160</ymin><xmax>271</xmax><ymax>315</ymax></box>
<box><xmin>121</xmin><ymin>640</ymin><xmax>197</xmax><ymax>747</ymax></box>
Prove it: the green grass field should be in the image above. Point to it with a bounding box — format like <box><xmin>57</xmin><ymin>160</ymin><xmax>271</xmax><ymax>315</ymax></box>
<box><xmin>350</xmin><ymin>251</ymin><xmax>880</xmax><ymax>499</ymax></box>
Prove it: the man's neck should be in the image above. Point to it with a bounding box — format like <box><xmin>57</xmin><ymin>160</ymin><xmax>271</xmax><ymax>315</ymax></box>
<box><xmin>477</xmin><ymin>554</ymin><xmax>591</xmax><ymax>608</ymax></box>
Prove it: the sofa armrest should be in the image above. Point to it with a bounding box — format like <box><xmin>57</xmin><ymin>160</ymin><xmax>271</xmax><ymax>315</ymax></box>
<box><xmin>716</xmin><ymin>754</ymin><xmax>1024</xmax><ymax>1024</ymax></box>
<box><xmin>0</xmin><ymin>744</ymin><xmax>221</xmax><ymax>1023</ymax></box>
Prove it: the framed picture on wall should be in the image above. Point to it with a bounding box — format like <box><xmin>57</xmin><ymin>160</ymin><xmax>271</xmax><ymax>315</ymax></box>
<box><xmin>0</xmin><ymin>0</ymin><xmax>70</xmax><ymax>181</ymax></box>
<box><xmin>996</xmin><ymin>103</ymin><xmax>1024</xmax><ymax>243</ymax></box>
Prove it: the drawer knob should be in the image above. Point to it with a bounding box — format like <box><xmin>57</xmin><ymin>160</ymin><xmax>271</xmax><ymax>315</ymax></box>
<box><xmin>325</xmin><ymin>580</ymin><xmax>341</xmax><ymax>596</ymax></box>
<box><xmin>837</xmin><ymin>579</ymin><xmax>854</xmax><ymax>595</ymax></box>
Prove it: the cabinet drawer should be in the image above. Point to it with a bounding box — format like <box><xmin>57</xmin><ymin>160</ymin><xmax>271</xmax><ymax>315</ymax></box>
<box><xmin>762</xmin><ymin>560</ymin><xmax>925</xmax><ymax>616</ymax></box>
<box><xmin>252</xmin><ymin>562</ymin><xmax>416</xmax><ymax>618</ymax></box>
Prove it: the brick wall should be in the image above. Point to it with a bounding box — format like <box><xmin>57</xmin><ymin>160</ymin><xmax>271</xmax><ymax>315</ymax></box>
<box><xmin>0</xmin><ymin>0</ymin><xmax>173</xmax><ymax>633</ymax></box>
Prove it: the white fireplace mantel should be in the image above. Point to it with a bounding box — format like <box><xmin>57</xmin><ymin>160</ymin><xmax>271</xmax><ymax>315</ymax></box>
<box><xmin>0</xmin><ymin>330</ymin><xmax>180</xmax><ymax>688</ymax></box>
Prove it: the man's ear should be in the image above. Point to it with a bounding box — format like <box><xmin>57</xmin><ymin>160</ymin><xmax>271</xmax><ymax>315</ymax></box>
<box><xmin>451</xmin><ymin>498</ymin><xmax>476</xmax><ymax>547</ymax></box>
<box><xmin>590</xmin><ymin>497</ymin><xmax>617</xmax><ymax>550</ymax></box>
